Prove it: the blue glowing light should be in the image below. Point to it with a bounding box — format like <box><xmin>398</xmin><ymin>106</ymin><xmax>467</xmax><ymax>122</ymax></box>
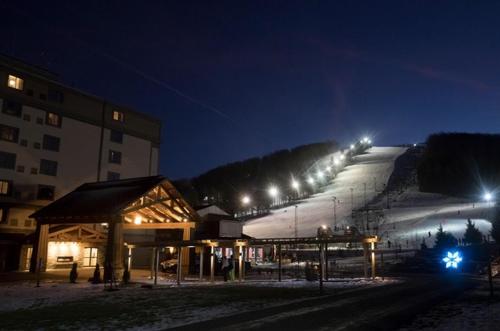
<box><xmin>442</xmin><ymin>251</ymin><xmax>462</xmax><ymax>269</ymax></box>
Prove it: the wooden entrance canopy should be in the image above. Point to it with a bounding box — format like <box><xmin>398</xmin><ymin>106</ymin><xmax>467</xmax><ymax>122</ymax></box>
<box><xmin>29</xmin><ymin>175</ymin><xmax>200</xmax><ymax>273</ymax></box>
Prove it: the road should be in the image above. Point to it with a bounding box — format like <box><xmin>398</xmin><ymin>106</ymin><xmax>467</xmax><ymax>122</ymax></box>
<box><xmin>169</xmin><ymin>275</ymin><xmax>476</xmax><ymax>331</ymax></box>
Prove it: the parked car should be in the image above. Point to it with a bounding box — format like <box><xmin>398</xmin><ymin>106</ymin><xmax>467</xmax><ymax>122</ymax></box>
<box><xmin>160</xmin><ymin>259</ymin><xmax>177</xmax><ymax>273</ymax></box>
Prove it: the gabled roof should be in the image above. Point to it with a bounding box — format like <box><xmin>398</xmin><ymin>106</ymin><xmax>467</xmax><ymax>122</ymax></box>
<box><xmin>31</xmin><ymin>176</ymin><xmax>199</xmax><ymax>224</ymax></box>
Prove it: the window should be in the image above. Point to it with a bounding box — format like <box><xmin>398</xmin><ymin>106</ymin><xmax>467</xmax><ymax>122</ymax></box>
<box><xmin>48</xmin><ymin>89</ymin><xmax>64</xmax><ymax>103</ymax></box>
<box><xmin>33</xmin><ymin>142</ymin><xmax>40</xmax><ymax>149</ymax></box>
<box><xmin>83</xmin><ymin>247</ymin><xmax>98</xmax><ymax>267</ymax></box>
<box><xmin>0</xmin><ymin>124</ymin><xmax>19</xmax><ymax>143</ymax></box>
<box><xmin>42</xmin><ymin>135</ymin><xmax>60</xmax><ymax>152</ymax></box>
<box><xmin>112</xmin><ymin>110</ymin><xmax>124</xmax><ymax>122</ymax></box>
<box><xmin>37</xmin><ymin>185</ymin><xmax>55</xmax><ymax>200</ymax></box>
<box><xmin>16</xmin><ymin>165</ymin><xmax>24</xmax><ymax>173</ymax></box>
<box><xmin>0</xmin><ymin>151</ymin><xmax>16</xmax><ymax>170</ymax></box>
<box><xmin>46</xmin><ymin>112</ymin><xmax>61</xmax><ymax>127</ymax></box>
<box><xmin>30</xmin><ymin>167</ymin><xmax>37</xmax><ymax>175</ymax></box>
<box><xmin>7</xmin><ymin>75</ymin><xmax>23</xmax><ymax>90</ymax></box>
<box><xmin>39</xmin><ymin>159</ymin><xmax>58</xmax><ymax>176</ymax></box>
<box><xmin>108</xmin><ymin>150</ymin><xmax>121</xmax><ymax>164</ymax></box>
<box><xmin>26</xmin><ymin>89</ymin><xmax>34</xmax><ymax>97</ymax></box>
<box><xmin>22</xmin><ymin>114</ymin><xmax>31</xmax><ymax>121</ymax></box>
<box><xmin>36</xmin><ymin>117</ymin><xmax>43</xmax><ymax>125</ymax></box>
<box><xmin>2</xmin><ymin>99</ymin><xmax>22</xmax><ymax>117</ymax></box>
<box><xmin>39</xmin><ymin>93</ymin><xmax>46</xmax><ymax>100</ymax></box>
<box><xmin>9</xmin><ymin>218</ymin><xmax>18</xmax><ymax>226</ymax></box>
<box><xmin>0</xmin><ymin>180</ymin><xmax>11</xmax><ymax>195</ymax></box>
<box><xmin>110</xmin><ymin>130</ymin><xmax>123</xmax><ymax>143</ymax></box>
<box><xmin>24</xmin><ymin>219</ymin><xmax>32</xmax><ymax>227</ymax></box>
<box><xmin>107</xmin><ymin>171</ymin><xmax>120</xmax><ymax>181</ymax></box>
<box><xmin>20</xmin><ymin>139</ymin><xmax>27</xmax><ymax>147</ymax></box>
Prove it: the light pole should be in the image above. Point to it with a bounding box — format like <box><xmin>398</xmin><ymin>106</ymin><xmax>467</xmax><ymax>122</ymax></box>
<box><xmin>350</xmin><ymin>187</ymin><xmax>354</xmax><ymax>211</ymax></box>
<box><xmin>268</xmin><ymin>186</ymin><xmax>279</xmax><ymax>207</ymax></box>
<box><xmin>332</xmin><ymin>196</ymin><xmax>337</xmax><ymax>230</ymax></box>
<box><xmin>294</xmin><ymin>205</ymin><xmax>298</xmax><ymax>239</ymax></box>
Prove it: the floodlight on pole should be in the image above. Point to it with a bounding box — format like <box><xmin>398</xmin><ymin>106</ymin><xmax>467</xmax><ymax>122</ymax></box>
<box><xmin>334</xmin><ymin>158</ymin><xmax>340</xmax><ymax>166</ymax></box>
<box><xmin>241</xmin><ymin>195</ymin><xmax>251</xmax><ymax>205</ymax></box>
<box><xmin>484</xmin><ymin>192</ymin><xmax>493</xmax><ymax>202</ymax></box>
<box><xmin>291</xmin><ymin>180</ymin><xmax>300</xmax><ymax>190</ymax></box>
<box><xmin>307</xmin><ymin>177</ymin><xmax>315</xmax><ymax>185</ymax></box>
<box><xmin>268</xmin><ymin>186</ymin><xmax>279</xmax><ymax>198</ymax></box>
<box><xmin>317</xmin><ymin>170</ymin><xmax>324</xmax><ymax>179</ymax></box>
<box><xmin>350</xmin><ymin>144</ymin><xmax>355</xmax><ymax>150</ymax></box>
<box><xmin>340</xmin><ymin>154</ymin><xmax>345</xmax><ymax>161</ymax></box>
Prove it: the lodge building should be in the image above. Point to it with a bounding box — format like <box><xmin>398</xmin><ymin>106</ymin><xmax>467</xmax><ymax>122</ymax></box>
<box><xmin>0</xmin><ymin>54</ymin><xmax>161</xmax><ymax>271</ymax></box>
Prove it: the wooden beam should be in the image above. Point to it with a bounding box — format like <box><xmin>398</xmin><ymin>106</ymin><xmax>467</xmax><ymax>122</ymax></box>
<box><xmin>123</xmin><ymin>222</ymin><xmax>195</xmax><ymax>230</ymax></box>
<box><xmin>123</xmin><ymin>196</ymin><xmax>172</xmax><ymax>214</ymax></box>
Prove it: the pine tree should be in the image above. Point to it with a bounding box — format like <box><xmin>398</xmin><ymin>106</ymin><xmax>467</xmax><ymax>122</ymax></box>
<box><xmin>491</xmin><ymin>207</ymin><xmax>500</xmax><ymax>243</ymax></box>
<box><xmin>463</xmin><ymin>219</ymin><xmax>483</xmax><ymax>245</ymax></box>
<box><xmin>434</xmin><ymin>224</ymin><xmax>458</xmax><ymax>250</ymax></box>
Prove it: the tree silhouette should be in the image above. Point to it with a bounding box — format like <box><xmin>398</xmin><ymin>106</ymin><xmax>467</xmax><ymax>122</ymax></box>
<box><xmin>434</xmin><ymin>224</ymin><xmax>458</xmax><ymax>250</ymax></box>
<box><xmin>491</xmin><ymin>207</ymin><xmax>500</xmax><ymax>244</ymax></box>
<box><xmin>463</xmin><ymin>219</ymin><xmax>483</xmax><ymax>245</ymax></box>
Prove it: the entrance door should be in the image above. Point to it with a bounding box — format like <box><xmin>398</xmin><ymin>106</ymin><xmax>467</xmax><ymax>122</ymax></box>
<box><xmin>83</xmin><ymin>247</ymin><xmax>98</xmax><ymax>267</ymax></box>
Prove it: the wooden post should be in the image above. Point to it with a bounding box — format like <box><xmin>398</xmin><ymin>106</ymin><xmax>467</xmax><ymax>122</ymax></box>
<box><xmin>128</xmin><ymin>247</ymin><xmax>133</xmax><ymax>280</ymax></box>
<box><xmin>319</xmin><ymin>244</ymin><xmax>324</xmax><ymax>295</ymax></box>
<box><xmin>371</xmin><ymin>242</ymin><xmax>376</xmax><ymax>279</ymax></box>
<box><xmin>381</xmin><ymin>252</ymin><xmax>385</xmax><ymax>281</ymax></box>
<box><xmin>278</xmin><ymin>244</ymin><xmax>282</xmax><ymax>282</ymax></box>
<box><xmin>199</xmin><ymin>246</ymin><xmax>204</xmax><ymax>281</ymax></box>
<box><xmin>325</xmin><ymin>243</ymin><xmax>329</xmax><ymax>281</ymax></box>
<box><xmin>154</xmin><ymin>247</ymin><xmax>159</xmax><ymax>285</ymax></box>
<box><xmin>363</xmin><ymin>243</ymin><xmax>369</xmax><ymax>279</ymax></box>
<box><xmin>177</xmin><ymin>247</ymin><xmax>182</xmax><ymax>285</ymax></box>
<box><xmin>150</xmin><ymin>248</ymin><xmax>155</xmax><ymax>279</ymax></box>
<box><xmin>238</xmin><ymin>245</ymin><xmax>243</xmax><ymax>282</ymax></box>
<box><xmin>210</xmin><ymin>246</ymin><xmax>215</xmax><ymax>282</ymax></box>
<box><xmin>488</xmin><ymin>259</ymin><xmax>494</xmax><ymax>298</ymax></box>
<box><xmin>181</xmin><ymin>228</ymin><xmax>191</xmax><ymax>276</ymax></box>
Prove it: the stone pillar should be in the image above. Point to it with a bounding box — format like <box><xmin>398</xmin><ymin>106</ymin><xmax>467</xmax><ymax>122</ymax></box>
<box><xmin>104</xmin><ymin>218</ymin><xmax>124</xmax><ymax>280</ymax></box>
<box><xmin>363</xmin><ymin>242</ymin><xmax>369</xmax><ymax>279</ymax></box>
<box><xmin>30</xmin><ymin>223</ymin><xmax>49</xmax><ymax>272</ymax></box>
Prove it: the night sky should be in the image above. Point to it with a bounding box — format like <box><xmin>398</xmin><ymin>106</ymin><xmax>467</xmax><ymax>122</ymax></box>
<box><xmin>1</xmin><ymin>1</ymin><xmax>500</xmax><ymax>179</ymax></box>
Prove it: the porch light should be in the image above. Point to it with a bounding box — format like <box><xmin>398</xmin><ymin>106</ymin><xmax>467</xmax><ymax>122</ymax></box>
<box><xmin>134</xmin><ymin>215</ymin><xmax>142</xmax><ymax>225</ymax></box>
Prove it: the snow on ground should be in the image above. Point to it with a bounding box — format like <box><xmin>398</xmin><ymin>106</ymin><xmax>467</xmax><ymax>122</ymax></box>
<box><xmin>244</xmin><ymin>146</ymin><xmax>407</xmax><ymax>238</ymax></box>
<box><xmin>400</xmin><ymin>287</ymin><xmax>500</xmax><ymax>331</ymax></box>
<box><xmin>376</xmin><ymin>186</ymin><xmax>494</xmax><ymax>248</ymax></box>
<box><xmin>0</xmin><ymin>280</ymin><xmax>106</xmax><ymax>312</ymax></box>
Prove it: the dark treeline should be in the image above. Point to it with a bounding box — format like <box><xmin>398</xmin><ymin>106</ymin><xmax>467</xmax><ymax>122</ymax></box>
<box><xmin>418</xmin><ymin>133</ymin><xmax>500</xmax><ymax>197</ymax></box>
<box><xmin>174</xmin><ymin>141</ymin><xmax>338</xmax><ymax>213</ymax></box>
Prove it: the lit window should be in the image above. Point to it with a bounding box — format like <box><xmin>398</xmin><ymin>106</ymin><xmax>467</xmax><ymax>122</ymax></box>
<box><xmin>46</xmin><ymin>112</ymin><xmax>62</xmax><ymax>127</ymax></box>
<box><xmin>7</xmin><ymin>75</ymin><xmax>23</xmax><ymax>90</ymax></box>
<box><xmin>0</xmin><ymin>180</ymin><xmax>10</xmax><ymax>195</ymax></box>
<box><xmin>112</xmin><ymin>111</ymin><xmax>124</xmax><ymax>122</ymax></box>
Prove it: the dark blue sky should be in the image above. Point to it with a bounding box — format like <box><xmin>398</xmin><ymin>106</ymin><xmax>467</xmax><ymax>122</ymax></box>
<box><xmin>2</xmin><ymin>1</ymin><xmax>500</xmax><ymax>179</ymax></box>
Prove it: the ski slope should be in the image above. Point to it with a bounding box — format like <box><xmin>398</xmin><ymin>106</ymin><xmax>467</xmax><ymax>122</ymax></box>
<box><xmin>243</xmin><ymin>146</ymin><xmax>407</xmax><ymax>238</ymax></box>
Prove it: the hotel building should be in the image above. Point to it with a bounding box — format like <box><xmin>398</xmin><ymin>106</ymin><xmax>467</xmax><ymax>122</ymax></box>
<box><xmin>0</xmin><ymin>54</ymin><xmax>161</xmax><ymax>271</ymax></box>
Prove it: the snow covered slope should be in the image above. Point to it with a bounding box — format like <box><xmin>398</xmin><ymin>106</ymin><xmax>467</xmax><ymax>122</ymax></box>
<box><xmin>243</xmin><ymin>146</ymin><xmax>407</xmax><ymax>238</ymax></box>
